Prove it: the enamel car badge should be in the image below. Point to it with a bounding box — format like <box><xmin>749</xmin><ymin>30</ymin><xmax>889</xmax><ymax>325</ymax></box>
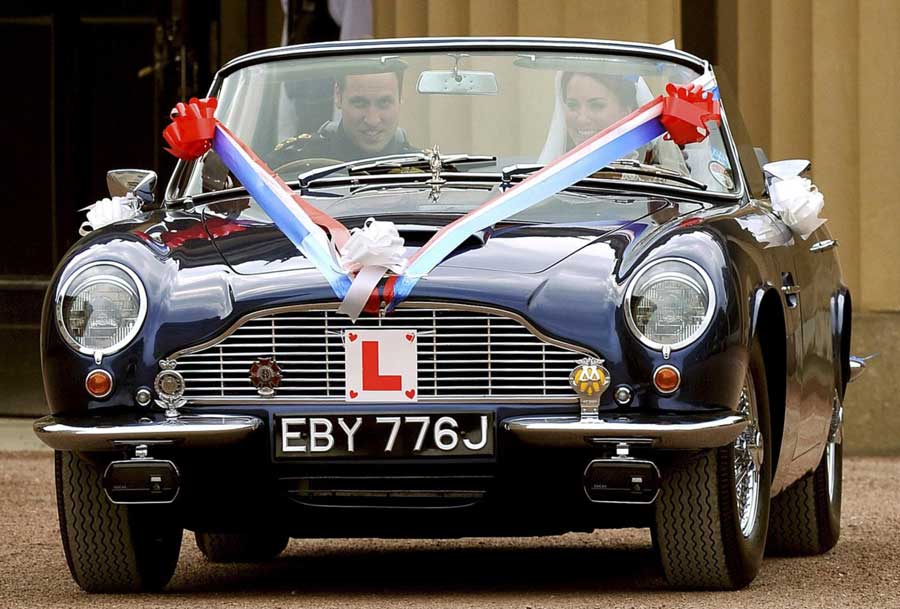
<box><xmin>249</xmin><ymin>357</ymin><xmax>283</xmax><ymax>396</ymax></box>
<box><xmin>569</xmin><ymin>357</ymin><xmax>611</xmax><ymax>398</ymax></box>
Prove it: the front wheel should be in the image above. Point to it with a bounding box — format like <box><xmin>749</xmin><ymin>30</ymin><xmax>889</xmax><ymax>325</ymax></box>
<box><xmin>652</xmin><ymin>341</ymin><xmax>772</xmax><ymax>589</ymax></box>
<box><xmin>55</xmin><ymin>451</ymin><xmax>182</xmax><ymax>593</ymax></box>
<box><xmin>767</xmin><ymin>388</ymin><xmax>842</xmax><ymax>555</ymax></box>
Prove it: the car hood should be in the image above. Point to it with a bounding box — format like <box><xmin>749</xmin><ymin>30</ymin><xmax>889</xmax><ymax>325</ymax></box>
<box><xmin>201</xmin><ymin>191</ymin><xmax>701</xmax><ymax>275</ymax></box>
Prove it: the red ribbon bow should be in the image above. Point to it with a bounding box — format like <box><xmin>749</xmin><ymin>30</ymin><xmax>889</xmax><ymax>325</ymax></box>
<box><xmin>659</xmin><ymin>83</ymin><xmax>721</xmax><ymax>146</ymax></box>
<box><xmin>163</xmin><ymin>97</ymin><xmax>219</xmax><ymax>160</ymax></box>
<box><xmin>161</xmin><ymin>96</ymin><xmax>353</xmax><ymax>250</ymax></box>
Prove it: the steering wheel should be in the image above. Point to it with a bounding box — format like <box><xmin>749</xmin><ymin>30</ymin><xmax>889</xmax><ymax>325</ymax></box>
<box><xmin>272</xmin><ymin>157</ymin><xmax>344</xmax><ymax>178</ymax></box>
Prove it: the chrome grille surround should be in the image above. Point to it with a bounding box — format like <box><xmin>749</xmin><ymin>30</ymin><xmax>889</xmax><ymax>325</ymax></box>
<box><xmin>167</xmin><ymin>302</ymin><xmax>594</xmax><ymax>404</ymax></box>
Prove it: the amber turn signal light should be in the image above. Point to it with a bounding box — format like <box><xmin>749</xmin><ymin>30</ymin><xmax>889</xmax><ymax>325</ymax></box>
<box><xmin>85</xmin><ymin>369</ymin><xmax>113</xmax><ymax>398</ymax></box>
<box><xmin>653</xmin><ymin>365</ymin><xmax>681</xmax><ymax>394</ymax></box>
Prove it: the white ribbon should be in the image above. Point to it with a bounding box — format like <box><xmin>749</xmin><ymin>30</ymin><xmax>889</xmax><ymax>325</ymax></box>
<box><xmin>768</xmin><ymin>176</ymin><xmax>827</xmax><ymax>240</ymax></box>
<box><xmin>735</xmin><ymin>214</ymin><xmax>793</xmax><ymax>248</ymax></box>
<box><xmin>337</xmin><ymin>218</ymin><xmax>407</xmax><ymax>274</ymax></box>
<box><xmin>336</xmin><ymin>218</ymin><xmax>407</xmax><ymax>321</ymax></box>
<box><xmin>78</xmin><ymin>195</ymin><xmax>141</xmax><ymax>236</ymax></box>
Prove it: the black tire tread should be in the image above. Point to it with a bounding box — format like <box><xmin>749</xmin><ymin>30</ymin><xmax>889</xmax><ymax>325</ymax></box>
<box><xmin>55</xmin><ymin>451</ymin><xmax>181</xmax><ymax>592</ymax></box>
<box><xmin>655</xmin><ymin>448</ymin><xmax>733</xmax><ymax>588</ymax></box>
<box><xmin>768</xmin><ymin>443</ymin><xmax>841</xmax><ymax>555</ymax></box>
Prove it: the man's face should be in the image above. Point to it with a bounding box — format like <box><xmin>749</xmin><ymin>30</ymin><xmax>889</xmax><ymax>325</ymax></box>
<box><xmin>335</xmin><ymin>72</ymin><xmax>401</xmax><ymax>153</ymax></box>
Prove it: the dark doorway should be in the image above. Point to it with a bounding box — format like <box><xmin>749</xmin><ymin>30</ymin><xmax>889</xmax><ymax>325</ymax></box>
<box><xmin>0</xmin><ymin>0</ymin><xmax>220</xmax><ymax>415</ymax></box>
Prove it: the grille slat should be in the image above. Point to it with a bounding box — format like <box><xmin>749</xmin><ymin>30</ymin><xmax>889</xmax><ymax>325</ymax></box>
<box><xmin>173</xmin><ymin>306</ymin><xmax>588</xmax><ymax>402</ymax></box>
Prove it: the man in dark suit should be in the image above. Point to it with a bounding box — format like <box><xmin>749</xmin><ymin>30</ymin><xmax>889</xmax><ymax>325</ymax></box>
<box><xmin>270</xmin><ymin>68</ymin><xmax>416</xmax><ymax>165</ymax></box>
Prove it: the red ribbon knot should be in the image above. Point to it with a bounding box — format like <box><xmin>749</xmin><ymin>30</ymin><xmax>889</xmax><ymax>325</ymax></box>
<box><xmin>659</xmin><ymin>83</ymin><xmax>721</xmax><ymax>146</ymax></box>
<box><xmin>163</xmin><ymin>97</ymin><xmax>219</xmax><ymax>160</ymax></box>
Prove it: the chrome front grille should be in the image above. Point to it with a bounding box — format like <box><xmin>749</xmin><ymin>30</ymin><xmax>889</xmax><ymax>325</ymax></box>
<box><xmin>171</xmin><ymin>304</ymin><xmax>590</xmax><ymax>403</ymax></box>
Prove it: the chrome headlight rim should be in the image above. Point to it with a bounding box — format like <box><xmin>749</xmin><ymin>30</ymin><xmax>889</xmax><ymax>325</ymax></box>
<box><xmin>623</xmin><ymin>257</ymin><xmax>716</xmax><ymax>352</ymax></box>
<box><xmin>55</xmin><ymin>261</ymin><xmax>148</xmax><ymax>357</ymax></box>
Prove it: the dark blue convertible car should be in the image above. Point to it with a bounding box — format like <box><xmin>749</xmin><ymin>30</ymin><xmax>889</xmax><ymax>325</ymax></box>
<box><xmin>35</xmin><ymin>37</ymin><xmax>861</xmax><ymax>592</ymax></box>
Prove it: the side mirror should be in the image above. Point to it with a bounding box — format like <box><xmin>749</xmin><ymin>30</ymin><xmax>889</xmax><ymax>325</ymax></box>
<box><xmin>107</xmin><ymin>169</ymin><xmax>157</xmax><ymax>205</ymax></box>
<box><xmin>761</xmin><ymin>158</ymin><xmax>812</xmax><ymax>195</ymax></box>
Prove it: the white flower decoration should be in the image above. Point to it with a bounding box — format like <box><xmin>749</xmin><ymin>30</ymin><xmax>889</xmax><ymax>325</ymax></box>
<box><xmin>79</xmin><ymin>195</ymin><xmax>141</xmax><ymax>236</ymax></box>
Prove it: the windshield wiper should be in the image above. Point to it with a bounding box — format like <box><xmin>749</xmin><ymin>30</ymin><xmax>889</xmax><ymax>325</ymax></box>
<box><xmin>298</xmin><ymin>153</ymin><xmax>496</xmax><ymax>191</ymax></box>
<box><xmin>501</xmin><ymin>159</ymin><xmax>708</xmax><ymax>191</ymax></box>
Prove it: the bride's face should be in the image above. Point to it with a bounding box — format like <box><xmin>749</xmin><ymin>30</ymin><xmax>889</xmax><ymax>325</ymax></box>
<box><xmin>564</xmin><ymin>74</ymin><xmax>628</xmax><ymax>146</ymax></box>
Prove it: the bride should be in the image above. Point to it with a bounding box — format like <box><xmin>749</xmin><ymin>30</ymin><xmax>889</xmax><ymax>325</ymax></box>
<box><xmin>539</xmin><ymin>71</ymin><xmax>690</xmax><ymax>174</ymax></box>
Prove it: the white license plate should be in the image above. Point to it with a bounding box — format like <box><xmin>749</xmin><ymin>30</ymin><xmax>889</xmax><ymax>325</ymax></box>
<box><xmin>277</xmin><ymin>413</ymin><xmax>494</xmax><ymax>458</ymax></box>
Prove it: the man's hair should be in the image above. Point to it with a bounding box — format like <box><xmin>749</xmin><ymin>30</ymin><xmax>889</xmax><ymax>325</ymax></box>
<box><xmin>560</xmin><ymin>72</ymin><xmax>637</xmax><ymax>112</ymax></box>
<box><xmin>335</xmin><ymin>68</ymin><xmax>405</xmax><ymax>97</ymax></box>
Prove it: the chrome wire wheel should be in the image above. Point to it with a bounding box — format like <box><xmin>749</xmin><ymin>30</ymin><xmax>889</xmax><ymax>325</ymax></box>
<box><xmin>826</xmin><ymin>388</ymin><xmax>843</xmax><ymax>503</ymax></box>
<box><xmin>734</xmin><ymin>378</ymin><xmax>763</xmax><ymax>538</ymax></box>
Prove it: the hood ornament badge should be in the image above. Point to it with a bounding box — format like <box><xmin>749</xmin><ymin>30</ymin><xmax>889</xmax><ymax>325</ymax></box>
<box><xmin>569</xmin><ymin>357</ymin><xmax>611</xmax><ymax>420</ymax></box>
<box><xmin>425</xmin><ymin>145</ymin><xmax>446</xmax><ymax>201</ymax></box>
<box><xmin>249</xmin><ymin>357</ymin><xmax>283</xmax><ymax>397</ymax></box>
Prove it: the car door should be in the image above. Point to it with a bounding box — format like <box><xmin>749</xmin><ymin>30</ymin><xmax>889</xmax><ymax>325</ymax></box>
<box><xmin>790</xmin><ymin>224</ymin><xmax>838</xmax><ymax>462</ymax></box>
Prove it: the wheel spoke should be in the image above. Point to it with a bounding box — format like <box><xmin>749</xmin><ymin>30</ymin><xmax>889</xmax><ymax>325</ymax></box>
<box><xmin>734</xmin><ymin>378</ymin><xmax>761</xmax><ymax>538</ymax></box>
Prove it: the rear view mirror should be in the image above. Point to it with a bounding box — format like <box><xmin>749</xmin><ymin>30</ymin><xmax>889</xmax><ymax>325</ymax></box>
<box><xmin>416</xmin><ymin>70</ymin><xmax>499</xmax><ymax>95</ymax></box>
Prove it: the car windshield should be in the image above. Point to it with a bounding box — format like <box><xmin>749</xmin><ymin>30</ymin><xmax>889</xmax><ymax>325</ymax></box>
<box><xmin>182</xmin><ymin>49</ymin><xmax>738</xmax><ymax>198</ymax></box>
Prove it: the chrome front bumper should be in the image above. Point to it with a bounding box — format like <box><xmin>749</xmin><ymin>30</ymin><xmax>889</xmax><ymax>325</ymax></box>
<box><xmin>35</xmin><ymin>410</ymin><xmax>745</xmax><ymax>453</ymax></box>
<box><xmin>33</xmin><ymin>413</ymin><xmax>263</xmax><ymax>451</ymax></box>
<box><xmin>502</xmin><ymin>412</ymin><xmax>749</xmax><ymax>449</ymax></box>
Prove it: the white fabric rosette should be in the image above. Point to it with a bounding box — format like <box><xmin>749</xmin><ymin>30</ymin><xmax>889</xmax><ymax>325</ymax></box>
<box><xmin>337</xmin><ymin>218</ymin><xmax>407</xmax><ymax>275</ymax></box>
<box><xmin>336</xmin><ymin>218</ymin><xmax>408</xmax><ymax>320</ymax></box>
<box><xmin>78</xmin><ymin>195</ymin><xmax>141</xmax><ymax>236</ymax></box>
<box><xmin>768</xmin><ymin>176</ymin><xmax>827</xmax><ymax>240</ymax></box>
<box><xmin>735</xmin><ymin>214</ymin><xmax>793</xmax><ymax>248</ymax></box>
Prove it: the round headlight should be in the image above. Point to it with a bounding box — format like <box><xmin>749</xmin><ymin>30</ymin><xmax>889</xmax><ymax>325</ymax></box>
<box><xmin>55</xmin><ymin>262</ymin><xmax>147</xmax><ymax>356</ymax></box>
<box><xmin>624</xmin><ymin>258</ymin><xmax>715</xmax><ymax>350</ymax></box>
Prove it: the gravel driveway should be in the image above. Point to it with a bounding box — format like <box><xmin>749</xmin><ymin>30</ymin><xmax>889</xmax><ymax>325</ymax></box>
<box><xmin>2</xmin><ymin>451</ymin><xmax>898</xmax><ymax>609</ymax></box>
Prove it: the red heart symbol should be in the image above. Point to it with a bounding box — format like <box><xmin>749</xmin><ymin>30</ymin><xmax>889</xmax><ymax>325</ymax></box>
<box><xmin>349</xmin><ymin>390</ymin><xmax>358</xmax><ymax>399</ymax></box>
<box><xmin>405</xmin><ymin>333</ymin><xmax>415</xmax><ymax>342</ymax></box>
<box><xmin>405</xmin><ymin>389</ymin><xmax>416</xmax><ymax>399</ymax></box>
<box><xmin>348</xmin><ymin>332</ymin><xmax>358</xmax><ymax>342</ymax></box>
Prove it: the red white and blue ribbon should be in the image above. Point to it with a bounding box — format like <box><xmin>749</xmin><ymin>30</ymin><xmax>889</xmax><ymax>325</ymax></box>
<box><xmin>164</xmin><ymin>98</ymin><xmax>352</xmax><ymax>299</ymax></box>
<box><xmin>212</xmin><ymin>125</ymin><xmax>353</xmax><ymax>297</ymax></box>
<box><xmin>387</xmin><ymin>74</ymin><xmax>720</xmax><ymax>310</ymax></box>
<box><xmin>163</xmin><ymin>70</ymin><xmax>719</xmax><ymax>319</ymax></box>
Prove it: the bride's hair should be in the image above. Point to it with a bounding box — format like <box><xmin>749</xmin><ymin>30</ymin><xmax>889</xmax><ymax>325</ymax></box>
<box><xmin>560</xmin><ymin>72</ymin><xmax>638</xmax><ymax>112</ymax></box>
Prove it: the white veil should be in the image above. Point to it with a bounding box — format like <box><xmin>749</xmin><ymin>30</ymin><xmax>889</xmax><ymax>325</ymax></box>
<box><xmin>538</xmin><ymin>73</ymin><xmax>655</xmax><ymax>164</ymax></box>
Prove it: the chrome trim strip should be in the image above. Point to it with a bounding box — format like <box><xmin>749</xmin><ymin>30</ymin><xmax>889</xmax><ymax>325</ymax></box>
<box><xmin>502</xmin><ymin>412</ymin><xmax>748</xmax><ymax>449</ymax></box>
<box><xmin>848</xmin><ymin>356</ymin><xmax>867</xmax><ymax>383</ymax></box>
<box><xmin>219</xmin><ymin>37</ymin><xmax>709</xmax><ymax>78</ymax></box>
<box><xmin>810</xmin><ymin>239</ymin><xmax>839</xmax><ymax>253</ymax></box>
<box><xmin>33</xmin><ymin>414</ymin><xmax>263</xmax><ymax>452</ymax></box>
